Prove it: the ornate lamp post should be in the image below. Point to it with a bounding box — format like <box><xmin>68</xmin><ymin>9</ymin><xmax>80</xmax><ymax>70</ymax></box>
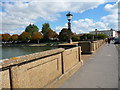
<box><xmin>66</xmin><ymin>12</ymin><xmax>73</xmax><ymax>43</ymax></box>
<box><xmin>95</xmin><ymin>29</ymin><xmax>97</xmax><ymax>35</ymax></box>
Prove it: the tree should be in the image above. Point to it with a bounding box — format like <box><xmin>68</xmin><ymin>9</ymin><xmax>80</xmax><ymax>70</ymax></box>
<box><xmin>80</xmin><ymin>34</ymin><xmax>94</xmax><ymax>41</ymax></box>
<box><xmin>0</xmin><ymin>34</ymin><xmax>2</xmax><ymax>42</ymax></box>
<box><xmin>58</xmin><ymin>28</ymin><xmax>70</xmax><ymax>42</ymax></box>
<box><xmin>25</xmin><ymin>24</ymin><xmax>39</xmax><ymax>36</ymax></box>
<box><xmin>2</xmin><ymin>33</ymin><xmax>11</xmax><ymax>42</ymax></box>
<box><xmin>95</xmin><ymin>34</ymin><xmax>108</xmax><ymax>40</ymax></box>
<box><xmin>11</xmin><ymin>34</ymin><xmax>19</xmax><ymax>43</ymax></box>
<box><xmin>46</xmin><ymin>29</ymin><xmax>58</xmax><ymax>40</ymax></box>
<box><xmin>72</xmin><ymin>35</ymin><xmax>80</xmax><ymax>41</ymax></box>
<box><xmin>41</xmin><ymin>23</ymin><xmax>51</xmax><ymax>41</ymax></box>
<box><xmin>32</xmin><ymin>32</ymin><xmax>43</xmax><ymax>43</ymax></box>
<box><xmin>19</xmin><ymin>32</ymin><xmax>31</xmax><ymax>42</ymax></box>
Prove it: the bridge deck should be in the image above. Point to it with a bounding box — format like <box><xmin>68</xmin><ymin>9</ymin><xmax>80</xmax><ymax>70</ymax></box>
<box><xmin>59</xmin><ymin>43</ymin><xmax>118</xmax><ymax>88</ymax></box>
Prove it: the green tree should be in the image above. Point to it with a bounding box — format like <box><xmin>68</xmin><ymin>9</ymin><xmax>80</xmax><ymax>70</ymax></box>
<box><xmin>32</xmin><ymin>32</ymin><xmax>43</xmax><ymax>43</ymax></box>
<box><xmin>80</xmin><ymin>34</ymin><xmax>94</xmax><ymax>41</ymax></box>
<box><xmin>25</xmin><ymin>24</ymin><xmax>39</xmax><ymax>36</ymax></box>
<box><xmin>19</xmin><ymin>32</ymin><xmax>31</xmax><ymax>42</ymax></box>
<box><xmin>2</xmin><ymin>33</ymin><xmax>11</xmax><ymax>42</ymax></box>
<box><xmin>41</xmin><ymin>23</ymin><xmax>51</xmax><ymax>41</ymax></box>
<box><xmin>95</xmin><ymin>34</ymin><xmax>108</xmax><ymax>40</ymax></box>
<box><xmin>58</xmin><ymin>28</ymin><xmax>70</xmax><ymax>42</ymax></box>
<box><xmin>72</xmin><ymin>35</ymin><xmax>80</xmax><ymax>41</ymax></box>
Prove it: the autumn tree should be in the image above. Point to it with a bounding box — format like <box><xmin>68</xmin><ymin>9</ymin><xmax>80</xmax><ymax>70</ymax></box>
<box><xmin>46</xmin><ymin>29</ymin><xmax>58</xmax><ymax>40</ymax></box>
<box><xmin>19</xmin><ymin>32</ymin><xmax>31</xmax><ymax>43</ymax></box>
<box><xmin>0</xmin><ymin>34</ymin><xmax>2</xmax><ymax>42</ymax></box>
<box><xmin>11</xmin><ymin>34</ymin><xmax>19</xmax><ymax>43</ymax></box>
<box><xmin>25</xmin><ymin>24</ymin><xmax>39</xmax><ymax>36</ymax></box>
<box><xmin>58</xmin><ymin>28</ymin><xmax>70</xmax><ymax>42</ymax></box>
<box><xmin>32</xmin><ymin>32</ymin><xmax>43</xmax><ymax>43</ymax></box>
<box><xmin>2</xmin><ymin>33</ymin><xmax>11</xmax><ymax>42</ymax></box>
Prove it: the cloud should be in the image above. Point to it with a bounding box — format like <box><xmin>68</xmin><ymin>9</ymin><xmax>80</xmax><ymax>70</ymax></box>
<box><xmin>1</xmin><ymin>0</ymin><xmax>119</xmax><ymax>34</ymax></box>
<box><xmin>1</xmin><ymin>0</ymin><xmax>106</xmax><ymax>34</ymax></box>
<box><xmin>2</xmin><ymin>0</ymin><xmax>118</xmax><ymax>3</ymax></box>
<box><xmin>101</xmin><ymin>1</ymin><xmax>119</xmax><ymax>30</ymax></box>
<box><xmin>118</xmin><ymin>1</ymin><xmax>120</xmax><ymax>30</ymax></box>
<box><xmin>104</xmin><ymin>2</ymin><xmax>118</xmax><ymax>13</ymax></box>
<box><xmin>56</xmin><ymin>18</ymin><xmax>109</xmax><ymax>34</ymax></box>
<box><xmin>1</xmin><ymin>0</ymin><xmax>105</xmax><ymax>3</ymax></box>
<box><xmin>56</xmin><ymin>1</ymin><xmax>119</xmax><ymax>34</ymax></box>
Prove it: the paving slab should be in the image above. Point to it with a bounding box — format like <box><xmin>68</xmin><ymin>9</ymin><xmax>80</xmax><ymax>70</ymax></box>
<box><xmin>115</xmin><ymin>44</ymin><xmax>120</xmax><ymax>89</ymax></box>
<box><xmin>59</xmin><ymin>43</ymin><xmax>118</xmax><ymax>88</ymax></box>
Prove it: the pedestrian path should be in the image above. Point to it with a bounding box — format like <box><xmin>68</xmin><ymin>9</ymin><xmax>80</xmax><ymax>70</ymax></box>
<box><xmin>115</xmin><ymin>44</ymin><xmax>120</xmax><ymax>89</ymax></box>
<box><xmin>59</xmin><ymin>43</ymin><xmax>118</xmax><ymax>88</ymax></box>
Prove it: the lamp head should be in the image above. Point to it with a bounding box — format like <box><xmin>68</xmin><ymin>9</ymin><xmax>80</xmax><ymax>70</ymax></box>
<box><xmin>66</xmin><ymin>12</ymin><xmax>73</xmax><ymax>21</ymax></box>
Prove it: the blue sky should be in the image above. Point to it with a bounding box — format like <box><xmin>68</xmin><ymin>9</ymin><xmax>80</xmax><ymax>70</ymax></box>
<box><xmin>0</xmin><ymin>0</ymin><xmax>119</xmax><ymax>35</ymax></box>
<box><xmin>35</xmin><ymin>3</ymin><xmax>111</xmax><ymax>30</ymax></box>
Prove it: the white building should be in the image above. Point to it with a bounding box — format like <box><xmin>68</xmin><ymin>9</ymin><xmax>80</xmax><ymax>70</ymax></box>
<box><xmin>90</xmin><ymin>29</ymin><xmax>118</xmax><ymax>38</ymax></box>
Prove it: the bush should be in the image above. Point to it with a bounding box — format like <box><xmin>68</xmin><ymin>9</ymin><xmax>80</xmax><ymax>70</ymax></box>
<box><xmin>80</xmin><ymin>34</ymin><xmax>93</xmax><ymax>41</ymax></box>
<box><xmin>72</xmin><ymin>35</ymin><xmax>80</xmax><ymax>41</ymax></box>
<box><xmin>95</xmin><ymin>34</ymin><xmax>108</xmax><ymax>40</ymax></box>
<box><xmin>46</xmin><ymin>43</ymin><xmax>52</xmax><ymax>46</ymax></box>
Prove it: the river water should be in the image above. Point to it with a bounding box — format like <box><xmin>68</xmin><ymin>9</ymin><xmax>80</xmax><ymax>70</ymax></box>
<box><xmin>0</xmin><ymin>46</ymin><xmax>57</xmax><ymax>60</ymax></box>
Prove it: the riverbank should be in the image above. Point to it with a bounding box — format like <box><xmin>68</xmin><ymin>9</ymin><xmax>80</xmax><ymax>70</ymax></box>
<box><xmin>2</xmin><ymin>42</ymin><xmax>59</xmax><ymax>47</ymax></box>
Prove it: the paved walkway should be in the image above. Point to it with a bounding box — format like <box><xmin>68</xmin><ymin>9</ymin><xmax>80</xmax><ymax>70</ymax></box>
<box><xmin>59</xmin><ymin>43</ymin><xmax>118</xmax><ymax>88</ymax></box>
<box><xmin>115</xmin><ymin>44</ymin><xmax>120</xmax><ymax>89</ymax></box>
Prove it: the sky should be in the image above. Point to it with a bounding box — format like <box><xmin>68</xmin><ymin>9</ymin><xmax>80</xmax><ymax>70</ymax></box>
<box><xmin>0</xmin><ymin>0</ymin><xmax>120</xmax><ymax>35</ymax></box>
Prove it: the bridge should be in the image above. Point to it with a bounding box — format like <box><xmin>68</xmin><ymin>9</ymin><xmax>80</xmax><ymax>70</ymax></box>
<box><xmin>0</xmin><ymin>40</ymin><xmax>118</xmax><ymax>88</ymax></box>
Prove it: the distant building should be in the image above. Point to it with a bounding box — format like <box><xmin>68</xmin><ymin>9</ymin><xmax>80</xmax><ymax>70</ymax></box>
<box><xmin>117</xmin><ymin>31</ymin><xmax>120</xmax><ymax>37</ymax></box>
<box><xmin>90</xmin><ymin>29</ymin><xmax>118</xmax><ymax>38</ymax></box>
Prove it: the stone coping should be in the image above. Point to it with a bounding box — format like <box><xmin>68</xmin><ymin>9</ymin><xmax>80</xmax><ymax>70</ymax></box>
<box><xmin>59</xmin><ymin>42</ymin><xmax>79</xmax><ymax>46</ymax></box>
<box><xmin>58</xmin><ymin>41</ymin><xmax>93</xmax><ymax>46</ymax></box>
<box><xmin>78</xmin><ymin>41</ymin><xmax>91</xmax><ymax>43</ymax></box>
<box><xmin>91</xmin><ymin>41</ymin><xmax>97</xmax><ymax>43</ymax></box>
<box><xmin>0</xmin><ymin>48</ymin><xmax>65</xmax><ymax>68</ymax></box>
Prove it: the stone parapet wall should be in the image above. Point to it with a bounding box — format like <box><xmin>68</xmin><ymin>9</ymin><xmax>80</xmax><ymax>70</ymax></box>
<box><xmin>78</xmin><ymin>40</ymin><xmax>105</xmax><ymax>54</ymax></box>
<box><xmin>10</xmin><ymin>54</ymin><xmax>62</xmax><ymax>88</ymax></box>
<box><xmin>78</xmin><ymin>41</ymin><xmax>93</xmax><ymax>54</ymax></box>
<box><xmin>0</xmin><ymin>69</ymin><xmax>10</xmax><ymax>88</ymax></box>
<box><xmin>0</xmin><ymin>47</ymin><xmax>82</xmax><ymax>88</ymax></box>
<box><xmin>62</xmin><ymin>47</ymin><xmax>80</xmax><ymax>73</ymax></box>
<box><xmin>1</xmin><ymin>48</ymin><xmax>64</xmax><ymax>68</ymax></box>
